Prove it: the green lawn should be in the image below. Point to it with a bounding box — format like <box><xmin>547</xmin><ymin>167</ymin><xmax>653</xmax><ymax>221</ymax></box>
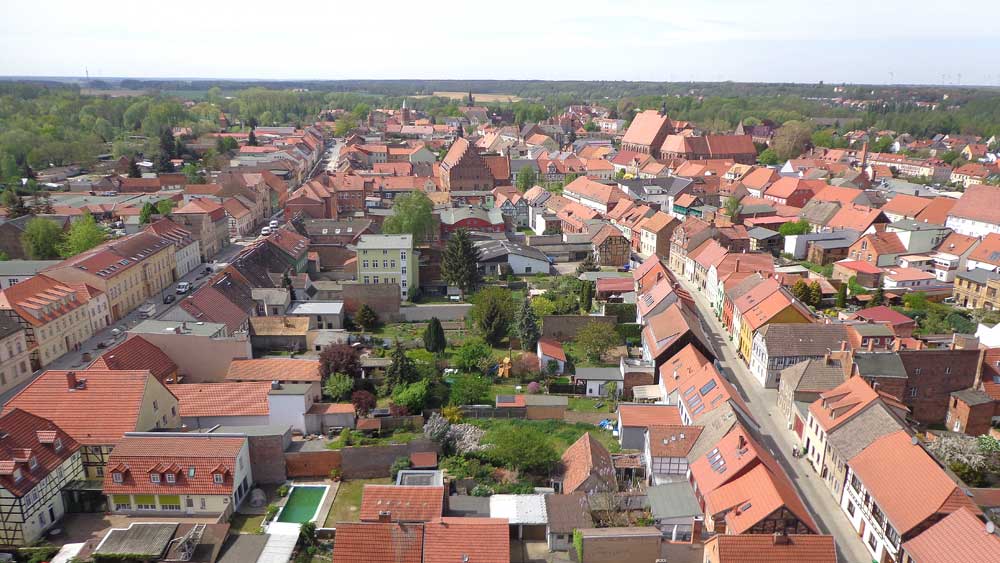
<box><xmin>325</xmin><ymin>478</ymin><xmax>392</xmax><ymax>525</ymax></box>
<box><xmin>470</xmin><ymin>418</ymin><xmax>620</xmax><ymax>453</ymax></box>
<box><xmin>230</xmin><ymin>512</ymin><xmax>265</xmax><ymax>534</ymax></box>
<box><xmin>563</xmin><ymin>341</ymin><xmax>616</xmax><ymax>368</ymax></box>
<box><xmin>568</xmin><ymin>396</ymin><xmax>614</xmax><ymax>413</ymax></box>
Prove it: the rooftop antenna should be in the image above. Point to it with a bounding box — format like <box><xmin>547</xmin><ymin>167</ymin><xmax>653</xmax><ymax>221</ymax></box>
<box><xmin>85</xmin><ymin>67</ymin><xmax>89</xmax><ymax>80</ymax></box>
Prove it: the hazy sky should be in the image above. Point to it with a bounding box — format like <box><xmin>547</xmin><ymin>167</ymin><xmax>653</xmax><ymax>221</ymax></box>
<box><xmin>3</xmin><ymin>0</ymin><xmax>998</xmax><ymax>85</ymax></box>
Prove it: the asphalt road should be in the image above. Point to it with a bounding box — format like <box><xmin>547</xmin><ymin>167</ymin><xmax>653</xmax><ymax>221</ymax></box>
<box><xmin>669</xmin><ymin>268</ymin><xmax>872</xmax><ymax>563</ymax></box>
<box><xmin>0</xmin><ymin>241</ymin><xmax>251</xmax><ymax>406</ymax></box>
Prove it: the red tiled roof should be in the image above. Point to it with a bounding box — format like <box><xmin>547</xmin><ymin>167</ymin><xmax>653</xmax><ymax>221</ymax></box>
<box><xmin>307</xmin><ymin>403</ymin><xmax>356</xmax><ymax>415</ymax></box>
<box><xmin>902</xmin><ymin>507</ymin><xmax>1000</xmax><ymax>563</ymax></box>
<box><xmin>936</xmin><ymin>232</ymin><xmax>979</xmax><ymax>257</ymax></box>
<box><xmin>4</xmin><ymin>370</ymin><xmax>170</xmax><ymax>445</ymax></box>
<box><xmin>849</xmin><ymin>430</ymin><xmax>980</xmax><ymax>535</ymax></box>
<box><xmin>564</xmin><ymin>176</ymin><xmax>626</xmax><ymax>207</ymax></box>
<box><xmin>359</xmin><ymin>485</ymin><xmax>444</xmax><ymax>522</ymax></box>
<box><xmin>423</xmin><ymin>518</ymin><xmax>510</xmax><ymax>563</ymax></box>
<box><xmin>617</xmin><ymin>404</ymin><xmax>681</xmax><ymax>428</ymax></box>
<box><xmin>968</xmin><ymin>233</ymin><xmax>1000</xmax><ymax>267</ymax></box>
<box><xmin>560</xmin><ymin>432</ymin><xmax>614</xmax><ymax>494</ymax></box>
<box><xmin>90</xmin><ymin>336</ymin><xmax>178</xmax><ymax>383</ymax></box>
<box><xmin>0</xmin><ymin>409</ymin><xmax>80</xmax><ymax>497</ymax></box>
<box><xmin>834</xmin><ymin>260</ymin><xmax>883</xmax><ymax>275</ymax></box>
<box><xmin>409</xmin><ymin>451</ymin><xmax>437</xmax><ymax>468</ymax></box>
<box><xmin>947</xmin><ymin>184</ymin><xmax>1000</xmax><ymax>225</ymax></box>
<box><xmin>178</xmin><ymin>286</ymin><xmax>249</xmax><ymax>333</ymax></box>
<box><xmin>226</xmin><ymin>358</ymin><xmax>321</xmax><ymax>382</ymax></box>
<box><xmin>102</xmin><ymin>435</ymin><xmax>245</xmax><ymax>496</ymax></box>
<box><xmin>706</xmin><ymin>534</ymin><xmax>836</xmax><ymax>563</ymax></box>
<box><xmin>0</xmin><ymin>274</ymin><xmax>87</xmax><ymax>328</ymax></box>
<box><xmin>915</xmin><ymin>196</ymin><xmax>957</xmax><ymax>225</ymax></box>
<box><xmin>809</xmin><ymin>377</ymin><xmax>879</xmax><ymax>431</ymax></box>
<box><xmin>881</xmin><ymin>193</ymin><xmax>932</xmax><ymax>218</ymax></box>
<box><xmin>622</xmin><ymin>110</ymin><xmax>672</xmax><ymax>148</ymax></box>
<box><xmin>332</xmin><ymin>522</ymin><xmax>424</xmax><ymax>563</ymax></box>
<box><xmin>851</xmin><ymin>306</ymin><xmax>915</xmax><ymax>328</ymax></box>
<box><xmin>170</xmin><ymin>382</ymin><xmax>271</xmax><ymax>418</ymax></box>
<box><xmin>537</xmin><ymin>338</ymin><xmax>566</xmax><ymax>362</ymax></box>
<box><xmin>595</xmin><ymin>277</ymin><xmax>633</xmax><ymax>294</ymax></box>
<box><xmin>647</xmin><ymin>425</ymin><xmax>702</xmax><ymax>457</ymax></box>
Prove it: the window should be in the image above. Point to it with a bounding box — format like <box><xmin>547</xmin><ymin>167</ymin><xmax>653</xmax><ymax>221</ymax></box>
<box><xmin>850</xmin><ymin>474</ymin><xmax>861</xmax><ymax>492</ymax></box>
<box><xmin>28</xmin><ymin>456</ymin><xmax>38</xmax><ymax>470</ymax></box>
<box><xmin>150</xmin><ymin>473</ymin><xmax>161</xmax><ymax>484</ymax></box>
<box><xmin>13</xmin><ymin>468</ymin><xmax>23</xmax><ymax>482</ymax></box>
<box><xmin>945</xmin><ymin>366</ymin><xmax>951</xmax><ymax>375</ymax></box>
<box><xmin>362</xmin><ymin>260</ymin><xmax>369</xmax><ymax>268</ymax></box>
<box><xmin>909</xmin><ymin>387</ymin><xmax>918</xmax><ymax>398</ymax></box>
<box><xmin>867</xmin><ymin>531</ymin><xmax>878</xmax><ymax>551</ymax></box>
<box><xmin>846</xmin><ymin>500</ymin><xmax>855</xmax><ymax>516</ymax></box>
<box><xmin>54</xmin><ymin>438</ymin><xmax>62</xmax><ymax>452</ymax></box>
<box><xmin>383</xmin><ymin>259</ymin><xmax>388</xmax><ymax>268</ymax></box>
<box><xmin>914</xmin><ymin>368</ymin><xmax>922</xmax><ymax>375</ymax></box>
<box><xmin>188</xmin><ymin>467</ymin><xmax>196</xmax><ymax>478</ymax></box>
<box><xmin>113</xmin><ymin>472</ymin><xmax>123</xmax><ymax>483</ymax></box>
<box><xmin>213</xmin><ymin>473</ymin><xmax>224</xmax><ymax>484</ymax></box>
<box><xmin>373</xmin><ymin>276</ymin><xmax>380</xmax><ymax>284</ymax></box>
<box><xmin>171</xmin><ymin>406</ymin><xmax>176</xmax><ymax>417</ymax></box>
<box><xmin>152</xmin><ymin>400</ymin><xmax>159</xmax><ymax>411</ymax></box>
<box><xmin>166</xmin><ymin>473</ymin><xmax>176</xmax><ymax>484</ymax></box>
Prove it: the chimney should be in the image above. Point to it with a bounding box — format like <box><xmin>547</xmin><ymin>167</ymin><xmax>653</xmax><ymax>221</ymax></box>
<box><xmin>772</xmin><ymin>531</ymin><xmax>790</xmax><ymax>545</ymax></box>
<box><xmin>378</xmin><ymin>510</ymin><xmax>392</xmax><ymax>523</ymax></box>
<box><xmin>824</xmin><ymin>353</ymin><xmax>831</xmax><ymax>366</ymax></box>
<box><xmin>737</xmin><ymin>434</ymin><xmax>747</xmax><ymax>451</ymax></box>
<box><xmin>867</xmin><ymin>338</ymin><xmax>874</xmax><ymax>352</ymax></box>
<box><xmin>840</xmin><ymin>340</ymin><xmax>848</xmax><ymax>352</ymax></box>
<box><xmin>66</xmin><ymin>371</ymin><xmax>77</xmax><ymax>390</ymax></box>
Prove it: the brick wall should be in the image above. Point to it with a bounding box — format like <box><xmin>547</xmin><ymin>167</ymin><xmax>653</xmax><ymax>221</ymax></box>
<box><xmin>342</xmin><ymin>283</ymin><xmax>401</xmax><ymax>316</ymax></box>
<box><xmin>899</xmin><ymin>349</ymin><xmax>981</xmax><ymax>425</ymax></box>
<box><xmin>340</xmin><ymin>440</ymin><xmax>441</xmax><ymax>479</ymax></box>
<box><xmin>286</xmin><ymin>450</ymin><xmax>342</xmax><ymax>478</ymax></box>
<box><xmin>580</xmin><ymin>532</ymin><xmax>661</xmax><ymax>563</ymax></box>
<box><xmin>525</xmin><ymin>405</ymin><xmax>566</xmax><ymax>420</ymax></box>
<box><xmin>542</xmin><ymin>315</ymin><xmax>617</xmax><ymax>340</ymax></box>
<box><xmin>248</xmin><ymin>433</ymin><xmax>291</xmax><ymax>484</ymax></box>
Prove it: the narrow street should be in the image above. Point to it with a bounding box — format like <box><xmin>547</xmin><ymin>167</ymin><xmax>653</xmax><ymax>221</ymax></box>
<box><xmin>669</xmin><ymin>269</ymin><xmax>871</xmax><ymax>563</ymax></box>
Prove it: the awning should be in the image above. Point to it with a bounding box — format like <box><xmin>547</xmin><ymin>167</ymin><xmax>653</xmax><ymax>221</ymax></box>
<box><xmin>631</xmin><ymin>385</ymin><xmax>662</xmax><ymax>401</ymax></box>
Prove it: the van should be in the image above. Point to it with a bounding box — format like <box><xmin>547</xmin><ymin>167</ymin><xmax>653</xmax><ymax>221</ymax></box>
<box><xmin>138</xmin><ymin>302</ymin><xmax>156</xmax><ymax>318</ymax></box>
<box><xmin>176</xmin><ymin>281</ymin><xmax>191</xmax><ymax>294</ymax></box>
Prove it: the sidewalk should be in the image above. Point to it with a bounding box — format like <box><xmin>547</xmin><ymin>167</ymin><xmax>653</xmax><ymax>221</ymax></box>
<box><xmin>670</xmin><ymin>269</ymin><xmax>871</xmax><ymax>563</ymax></box>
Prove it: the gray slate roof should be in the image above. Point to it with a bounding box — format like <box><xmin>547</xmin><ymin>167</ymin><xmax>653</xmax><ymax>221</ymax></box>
<box><xmin>951</xmin><ymin>388</ymin><xmax>995</xmax><ymax>406</ymax></box>
<box><xmin>781</xmin><ymin>358</ymin><xmax>846</xmax><ymax>394</ymax></box>
<box><xmin>747</xmin><ymin>227</ymin><xmax>779</xmax><ymax>239</ymax></box>
<box><xmin>826</xmin><ymin>402</ymin><xmax>904</xmax><ymax>460</ymax></box>
<box><xmin>573</xmin><ymin>367</ymin><xmax>623</xmax><ymax>382</ymax></box>
<box><xmin>647</xmin><ymin>482</ymin><xmax>702</xmax><ymax>520</ymax></box>
<box><xmin>758</xmin><ymin>323</ymin><xmax>849</xmax><ymax>357</ymax></box>
<box><xmin>475</xmin><ymin>239</ymin><xmax>548</xmax><ymax>263</ymax></box>
<box><xmin>853</xmin><ymin>352</ymin><xmax>908</xmax><ymax>379</ymax></box>
<box><xmin>95</xmin><ymin>523</ymin><xmax>178</xmax><ymax>556</ymax></box>
<box><xmin>544</xmin><ymin>492</ymin><xmax>593</xmax><ymax>533</ymax></box>
<box><xmin>799</xmin><ymin>200</ymin><xmax>841</xmax><ymax>225</ymax></box>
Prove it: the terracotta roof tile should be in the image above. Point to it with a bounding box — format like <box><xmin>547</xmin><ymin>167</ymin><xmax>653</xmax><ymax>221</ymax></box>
<box><xmin>359</xmin><ymin>485</ymin><xmax>444</xmax><ymax>522</ymax></box>
<box><xmin>170</xmin><ymin>382</ymin><xmax>271</xmax><ymax>417</ymax></box>
<box><xmin>90</xmin><ymin>336</ymin><xmax>178</xmax><ymax>383</ymax></box>
<box><xmin>423</xmin><ymin>518</ymin><xmax>509</xmax><ymax>563</ymax></box>
<box><xmin>618</xmin><ymin>404</ymin><xmax>681</xmax><ymax>428</ymax></box>
<box><xmin>332</xmin><ymin>522</ymin><xmax>424</xmax><ymax>563</ymax></box>
<box><xmin>0</xmin><ymin>409</ymin><xmax>80</xmax><ymax>497</ymax></box>
<box><xmin>537</xmin><ymin>338</ymin><xmax>566</xmax><ymax>362</ymax></box>
<box><xmin>4</xmin><ymin>370</ymin><xmax>170</xmax><ymax>445</ymax></box>
<box><xmin>706</xmin><ymin>534</ymin><xmax>836</xmax><ymax>563</ymax></box>
<box><xmin>915</xmin><ymin>196</ymin><xmax>957</xmax><ymax>225</ymax></box>
<box><xmin>226</xmin><ymin>358</ymin><xmax>320</xmax><ymax>382</ymax></box>
<box><xmin>102</xmin><ymin>435</ymin><xmax>245</xmax><ymax>496</ymax></box>
<box><xmin>647</xmin><ymin>425</ymin><xmax>701</xmax><ymax>457</ymax></box>
<box><xmin>947</xmin><ymin>184</ymin><xmax>1000</xmax><ymax>225</ymax></box>
<box><xmin>882</xmin><ymin>193</ymin><xmax>932</xmax><ymax>218</ymax></box>
<box><xmin>560</xmin><ymin>432</ymin><xmax>614</xmax><ymax>494</ymax></box>
<box><xmin>849</xmin><ymin>430</ymin><xmax>980</xmax><ymax>534</ymax></box>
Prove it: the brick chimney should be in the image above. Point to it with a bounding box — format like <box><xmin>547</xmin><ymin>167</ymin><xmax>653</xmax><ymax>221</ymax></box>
<box><xmin>772</xmin><ymin>531</ymin><xmax>790</xmax><ymax>545</ymax></box>
<box><xmin>377</xmin><ymin>511</ymin><xmax>392</xmax><ymax>523</ymax></box>
<box><xmin>66</xmin><ymin>371</ymin><xmax>77</xmax><ymax>390</ymax></box>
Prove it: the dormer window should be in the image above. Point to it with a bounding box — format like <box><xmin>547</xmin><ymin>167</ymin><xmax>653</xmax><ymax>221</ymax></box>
<box><xmin>13</xmin><ymin>469</ymin><xmax>22</xmax><ymax>482</ymax></box>
<box><xmin>213</xmin><ymin>473</ymin><xmax>224</xmax><ymax>484</ymax></box>
<box><xmin>28</xmin><ymin>457</ymin><xmax>38</xmax><ymax>470</ymax></box>
<box><xmin>150</xmin><ymin>473</ymin><xmax>161</xmax><ymax>484</ymax></box>
<box><xmin>113</xmin><ymin>472</ymin><xmax>123</xmax><ymax>483</ymax></box>
<box><xmin>53</xmin><ymin>438</ymin><xmax>62</xmax><ymax>451</ymax></box>
<box><xmin>166</xmin><ymin>473</ymin><xmax>176</xmax><ymax>484</ymax></box>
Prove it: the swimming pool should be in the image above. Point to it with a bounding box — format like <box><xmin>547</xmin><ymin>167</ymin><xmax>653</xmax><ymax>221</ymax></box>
<box><xmin>276</xmin><ymin>485</ymin><xmax>328</xmax><ymax>523</ymax></box>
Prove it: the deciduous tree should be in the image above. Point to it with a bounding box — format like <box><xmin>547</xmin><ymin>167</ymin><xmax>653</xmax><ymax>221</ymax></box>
<box><xmin>319</xmin><ymin>343</ymin><xmax>361</xmax><ymax>379</ymax></box>
<box><xmin>772</xmin><ymin>120</ymin><xmax>814</xmax><ymax>161</ymax></box>
<box><xmin>21</xmin><ymin>217</ymin><xmax>63</xmax><ymax>259</ymax></box>
<box><xmin>323</xmin><ymin>372</ymin><xmax>354</xmax><ymax>401</ymax></box>
<box><xmin>576</xmin><ymin>320</ymin><xmax>619</xmax><ymax>363</ymax></box>
<box><xmin>382</xmin><ymin>191</ymin><xmax>435</xmax><ymax>243</ymax></box>
<box><xmin>350</xmin><ymin>390</ymin><xmax>376</xmax><ymax>416</ymax></box>
<box><xmin>59</xmin><ymin>212</ymin><xmax>106</xmax><ymax>258</ymax></box>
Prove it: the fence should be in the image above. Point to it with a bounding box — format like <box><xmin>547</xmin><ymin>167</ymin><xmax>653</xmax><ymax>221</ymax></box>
<box><xmin>284</xmin><ymin>439</ymin><xmax>441</xmax><ymax>479</ymax></box>
<box><xmin>459</xmin><ymin>406</ymin><xmax>527</xmax><ymax>419</ymax></box>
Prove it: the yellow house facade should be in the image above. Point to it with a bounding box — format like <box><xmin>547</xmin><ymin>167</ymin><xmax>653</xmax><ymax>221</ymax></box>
<box><xmin>0</xmin><ymin>274</ymin><xmax>95</xmax><ymax>370</ymax></box>
<box><xmin>737</xmin><ymin>291</ymin><xmax>813</xmax><ymax>361</ymax></box>
<box><xmin>356</xmin><ymin>234</ymin><xmax>419</xmax><ymax>300</ymax></box>
<box><xmin>43</xmin><ymin>232</ymin><xmax>176</xmax><ymax>320</ymax></box>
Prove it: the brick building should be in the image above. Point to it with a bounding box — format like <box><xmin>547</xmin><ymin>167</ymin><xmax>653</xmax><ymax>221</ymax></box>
<box><xmin>440</xmin><ymin>138</ymin><xmax>494</xmax><ymax>191</ymax></box>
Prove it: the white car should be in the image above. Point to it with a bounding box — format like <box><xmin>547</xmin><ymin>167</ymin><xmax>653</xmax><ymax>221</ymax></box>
<box><xmin>176</xmin><ymin>281</ymin><xmax>191</xmax><ymax>294</ymax></box>
<box><xmin>269</xmin><ymin>220</ymin><xmax>280</xmax><ymax>229</ymax></box>
<box><xmin>260</xmin><ymin>227</ymin><xmax>272</xmax><ymax>236</ymax></box>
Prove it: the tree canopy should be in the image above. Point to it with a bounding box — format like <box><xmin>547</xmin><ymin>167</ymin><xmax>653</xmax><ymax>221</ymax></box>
<box><xmin>381</xmin><ymin>191</ymin><xmax>435</xmax><ymax>243</ymax></box>
<box><xmin>59</xmin><ymin>212</ymin><xmax>106</xmax><ymax>258</ymax></box>
<box><xmin>21</xmin><ymin>217</ymin><xmax>63</xmax><ymax>259</ymax></box>
<box><xmin>442</xmin><ymin>229</ymin><xmax>482</xmax><ymax>293</ymax></box>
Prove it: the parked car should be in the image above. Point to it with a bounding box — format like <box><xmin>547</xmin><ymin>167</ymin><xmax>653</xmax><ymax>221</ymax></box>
<box><xmin>176</xmin><ymin>281</ymin><xmax>191</xmax><ymax>294</ymax></box>
<box><xmin>162</xmin><ymin>294</ymin><xmax>176</xmax><ymax>304</ymax></box>
<box><xmin>260</xmin><ymin>227</ymin><xmax>272</xmax><ymax>236</ymax></box>
<box><xmin>138</xmin><ymin>302</ymin><xmax>156</xmax><ymax>318</ymax></box>
<box><xmin>269</xmin><ymin>219</ymin><xmax>280</xmax><ymax>229</ymax></box>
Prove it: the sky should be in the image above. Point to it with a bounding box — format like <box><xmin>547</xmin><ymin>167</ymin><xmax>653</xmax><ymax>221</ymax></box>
<box><xmin>3</xmin><ymin>0</ymin><xmax>999</xmax><ymax>85</ymax></box>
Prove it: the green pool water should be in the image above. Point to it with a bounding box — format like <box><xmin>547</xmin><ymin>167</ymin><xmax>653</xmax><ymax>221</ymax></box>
<box><xmin>277</xmin><ymin>486</ymin><xmax>327</xmax><ymax>523</ymax></box>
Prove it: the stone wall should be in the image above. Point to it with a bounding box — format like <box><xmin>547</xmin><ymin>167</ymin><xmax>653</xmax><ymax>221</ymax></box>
<box><xmin>341</xmin><ymin>439</ymin><xmax>441</xmax><ymax>479</ymax></box>
<box><xmin>248</xmin><ymin>432</ymin><xmax>291</xmax><ymax>484</ymax></box>
<box><xmin>342</xmin><ymin>283</ymin><xmax>401</xmax><ymax>317</ymax></box>
<box><xmin>399</xmin><ymin>304</ymin><xmax>472</xmax><ymax>322</ymax></box>
<box><xmin>541</xmin><ymin>315</ymin><xmax>617</xmax><ymax>339</ymax></box>
<box><xmin>285</xmin><ymin>450</ymin><xmax>342</xmax><ymax>478</ymax></box>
